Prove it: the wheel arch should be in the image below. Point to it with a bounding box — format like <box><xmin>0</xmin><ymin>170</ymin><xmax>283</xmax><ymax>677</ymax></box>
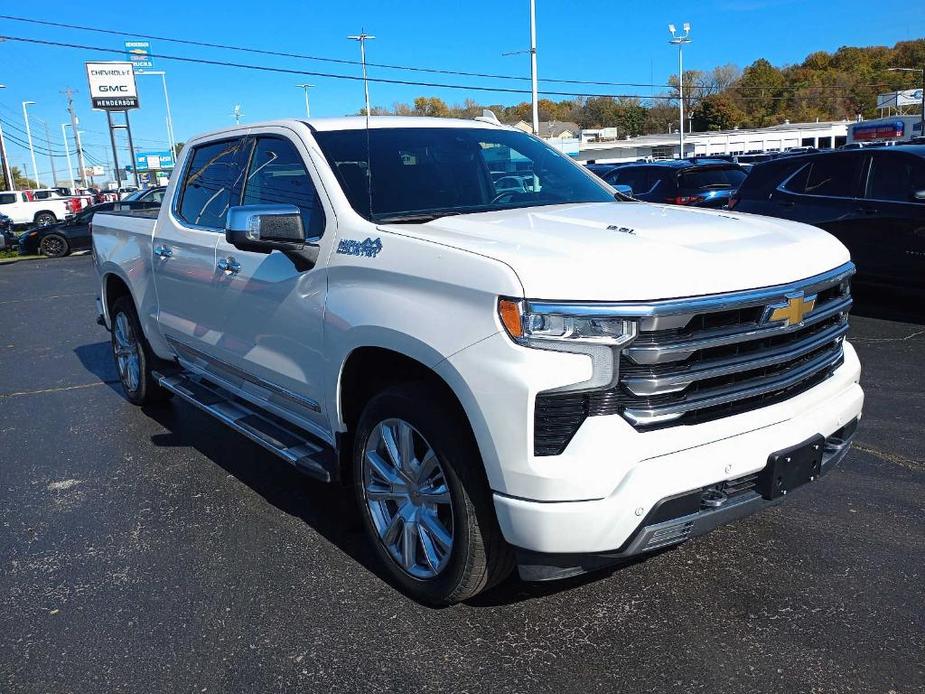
<box><xmin>33</xmin><ymin>209</ymin><xmax>57</xmax><ymax>222</ymax></box>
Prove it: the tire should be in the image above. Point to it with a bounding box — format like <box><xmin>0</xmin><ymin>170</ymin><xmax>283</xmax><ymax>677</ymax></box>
<box><xmin>39</xmin><ymin>234</ymin><xmax>69</xmax><ymax>258</ymax></box>
<box><xmin>109</xmin><ymin>296</ymin><xmax>172</xmax><ymax>406</ymax></box>
<box><xmin>34</xmin><ymin>212</ymin><xmax>56</xmax><ymax>227</ymax></box>
<box><xmin>353</xmin><ymin>383</ymin><xmax>514</xmax><ymax>605</ymax></box>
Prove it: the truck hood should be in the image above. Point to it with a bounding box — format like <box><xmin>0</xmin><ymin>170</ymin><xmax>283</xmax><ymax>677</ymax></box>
<box><xmin>380</xmin><ymin>202</ymin><xmax>850</xmax><ymax>301</ymax></box>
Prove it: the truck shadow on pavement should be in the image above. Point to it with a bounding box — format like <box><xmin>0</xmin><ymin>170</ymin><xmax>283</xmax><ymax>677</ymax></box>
<box><xmin>73</xmin><ymin>339</ymin><xmax>650</xmax><ymax>607</ymax></box>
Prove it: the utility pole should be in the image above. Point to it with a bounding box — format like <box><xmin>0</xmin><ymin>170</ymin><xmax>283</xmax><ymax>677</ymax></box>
<box><xmin>231</xmin><ymin>105</ymin><xmax>243</xmax><ymax>125</ymax></box>
<box><xmin>61</xmin><ymin>123</ymin><xmax>75</xmax><ymax>191</ymax></box>
<box><xmin>668</xmin><ymin>23</ymin><xmax>692</xmax><ymax>159</ymax></box>
<box><xmin>347</xmin><ymin>31</ymin><xmax>376</xmax><ymax>116</ymax></box>
<box><xmin>63</xmin><ymin>88</ymin><xmax>87</xmax><ymax>188</ymax></box>
<box><xmin>296</xmin><ymin>83</ymin><xmax>315</xmax><ymax>118</ymax></box>
<box><xmin>22</xmin><ymin>101</ymin><xmax>39</xmax><ymax>187</ymax></box>
<box><xmin>529</xmin><ymin>0</ymin><xmax>539</xmax><ymax>136</ymax></box>
<box><xmin>43</xmin><ymin>121</ymin><xmax>58</xmax><ymax>186</ymax></box>
<box><xmin>0</xmin><ymin>85</ymin><xmax>12</xmax><ymax>191</ymax></box>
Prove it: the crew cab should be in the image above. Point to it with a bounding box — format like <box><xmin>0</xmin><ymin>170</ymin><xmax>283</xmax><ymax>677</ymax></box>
<box><xmin>92</xmin><ymin>117</ymin><xmax>863</xmax><ymax>604</ymax></box>
<box><xmin>0</xmin><ymin>190</ymin><xmax>75</xmax><ymax>227</ymax></box>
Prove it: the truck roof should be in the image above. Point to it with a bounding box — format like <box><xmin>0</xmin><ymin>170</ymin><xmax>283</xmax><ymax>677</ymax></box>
<box><xmin>187</xmin><ymin>116</ymin><xmax>508</xmax><ymax>142</ymax></box>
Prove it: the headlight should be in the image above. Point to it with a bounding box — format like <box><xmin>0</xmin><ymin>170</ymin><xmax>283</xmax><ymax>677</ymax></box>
<box><xmin>498</xmin><ymin>298</ymin><xmax>638</xmax><ymax>392</ymax></box>
<box><xmin>498</xmin><ymin>298</ymin><xmax>637</xmax><ymax>347</ymax></box>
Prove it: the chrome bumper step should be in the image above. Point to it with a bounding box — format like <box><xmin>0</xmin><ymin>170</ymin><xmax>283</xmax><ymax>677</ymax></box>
<box><xmin>153</xmin><ymin>370</ymin><xmax>336</xmax><ymax>482</ymax></box>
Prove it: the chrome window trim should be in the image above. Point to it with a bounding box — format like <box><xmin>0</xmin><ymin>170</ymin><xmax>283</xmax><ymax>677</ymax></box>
<box><xmin>525</xmin><ymin>262</ymin><xmax>855</xmax><ymax>318</ymax></box>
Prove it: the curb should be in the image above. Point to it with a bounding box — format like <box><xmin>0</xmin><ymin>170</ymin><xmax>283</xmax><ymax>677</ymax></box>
<box><xmin>0</xmin><ymin>254</ymin><xmax>44</xmax><ymax>265</ymax></box>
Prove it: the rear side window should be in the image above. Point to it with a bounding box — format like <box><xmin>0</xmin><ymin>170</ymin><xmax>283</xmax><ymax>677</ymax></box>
<box><xmin>609</xmin><ymin>167</ymin><xmax>653</xmax><ymax>194</ymax></box>
<box><xmin>176</xmin><ymin>138</ymin><xmax>247</xmax><ymax>229</ymax></box>
<box><xmin>678</xmin><ymin>167</ymin><xmax>746</xmax><ymax>191</ymax></box>
<box><xmin>866</xmin><ymin>153</ymin><xmax>925</xmax><ymax>203</ymax></box>
<box><xmin>242</xmin><ymin>136</ymin><xmax>326</xmax><ymax>237</ymax></box>
<box><xmin>785</xmin><ymin>155</ymin><xmax>862</xmax><ymax>198</ymax></box>
<box><xmin>0</xmin><ymin>193</ymin><xmax>15</xmax><ymax>205</ymax></box>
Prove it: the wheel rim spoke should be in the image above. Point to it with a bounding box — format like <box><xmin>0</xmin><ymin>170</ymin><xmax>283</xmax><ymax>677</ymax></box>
<box><xmin>362</xmin><ymin>417</ymin><xmax>455</xmax><ymax>579</ymax></box>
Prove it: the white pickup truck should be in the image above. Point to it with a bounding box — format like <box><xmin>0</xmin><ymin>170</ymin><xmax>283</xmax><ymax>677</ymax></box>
<box><xmin>92</xmin><ymin>117</ymin><xmax>863</xmax><ymax>604</ymax></box>
<box><xmin>0</xmin><ymin>189</ymin><xmax>75</xmax><ymax>227</ymax></box>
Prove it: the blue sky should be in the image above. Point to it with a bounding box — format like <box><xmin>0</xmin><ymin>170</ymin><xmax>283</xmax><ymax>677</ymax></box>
<box><xmin>0</xmin><ymin>1</ymin><xmax>921</xmax><ymax>183</ymax></box>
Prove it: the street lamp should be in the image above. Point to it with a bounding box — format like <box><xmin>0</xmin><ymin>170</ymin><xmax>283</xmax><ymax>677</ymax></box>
<box><xmin>295</xmin><ymin>84</ymin><xmax>315</xmax><ymax>118</ymax></box>
<box><xmin>668</xmin><ymin>23</ymin><xmax>692</xmax><ymax>159</ymax></box>
<box><xmin>887</xmin><ymin>66</ymin><xmax>925</xmax><ymax>135</ymax></box>
<box><xmin>347</xmin><ymin>32</ymin><xmax>376</xmax><ymax>116</ymax></box>
<box><xmin>0</xmin><ymin>85</ymin><xmax>12</xmax><ymax>191</ymax></box>
<box><xmin>22</xmin><ymin>100</ymin><xmax>39</xmax><ymax>188</ymax></box>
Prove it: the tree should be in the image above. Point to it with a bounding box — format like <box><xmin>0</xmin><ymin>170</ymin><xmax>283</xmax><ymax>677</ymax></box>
<box><xmin>413</xmin><ymin>96</ymin><xmax>450</xmax><ymax>117</ymax></box>
<box><xmin>691</xmin><ymin>94</ymin><xmax>745</xmax><ymax>131</ymax></box>
<box><xmin>735</xmin><ymin>58</ymin><xmax>788</xmax><ymax>126</ymax></box>
<box><xmin>3</xmin><ymin>166</ymin><xmax>38</xmax><ymax>190</ymax></box>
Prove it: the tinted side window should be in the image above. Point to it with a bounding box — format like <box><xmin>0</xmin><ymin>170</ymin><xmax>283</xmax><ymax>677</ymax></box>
<box><xmin>678</xmin><ymin>167</ymin><xmax>747</xmax><ymax>191</ymax></box>
<box><xmin>0</xmin><ymin>193</ymin><xmax>15</xmax><ymax>205</ymax></box>
<box><xmin>787</xmin><ymin>155</ymin><xmax>862</xmax><ymax>198</ymax></box>
<box><xmin>242</xmin><ymin>137</ymin><xmax>326</xmax><ymax>238</ymax></box>
<box><xmin>610</xmin><ymin>168</ymin><xmax>648</xmax><ymax>194</ymax></box>
<box><xmin>177</xmin><ymin>138</ymin><xmax>247</xmax><ymax>229</ymax></box>
<box><xmin>866</xmin><ymin>153</ymin><xmax>925</xmax><ymax>203</ymax></box>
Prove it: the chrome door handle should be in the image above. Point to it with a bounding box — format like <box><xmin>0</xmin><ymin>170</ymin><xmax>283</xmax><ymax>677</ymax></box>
<box><xmin>217</xmin><ymin>256</ymin><xmax>241</xmax><ymax>275</ymax></box>
<box><xmin>153</xmin><ymin>245</ymin><xmax>173</xmax><ymax>258</ymax></box>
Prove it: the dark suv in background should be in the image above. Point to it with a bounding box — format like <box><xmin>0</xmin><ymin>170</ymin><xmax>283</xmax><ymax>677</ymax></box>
<box><xmin>592</xmin><ymin>159</ymin><xmax>747</xmax><ymax>207</ymax></box>
<box><xmin>730</xmin><ymin>146</ymin><xmax>925</xmax><ymax>294</ymax></box>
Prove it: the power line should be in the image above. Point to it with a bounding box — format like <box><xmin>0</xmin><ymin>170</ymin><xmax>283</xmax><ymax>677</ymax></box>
<box><xmin>0</xmin><ymin>15</ymin><xmax>895</xmax><ymax>94</ymax></box>
<box><xmin>0</xmin><ymin>34</ymin><xmax>877</xmax><ymax>103</ymax></box>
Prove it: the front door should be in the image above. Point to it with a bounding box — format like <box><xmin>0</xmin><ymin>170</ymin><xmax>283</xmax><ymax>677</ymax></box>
<box><xmin>210</xmin><ymin>132</ymin><xmax>333</xmax><ymax>437</ymax></box>
<box><xmin>152</xmin><ymin>137</ymin><xmax>248</xmax><ymax>357</ymax></box>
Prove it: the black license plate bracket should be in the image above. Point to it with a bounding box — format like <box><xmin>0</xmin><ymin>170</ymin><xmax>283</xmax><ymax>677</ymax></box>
<box><xmin>758</xmin><ymin>435</ymin><xmax>825</xmax><ymax>500</ymax></box>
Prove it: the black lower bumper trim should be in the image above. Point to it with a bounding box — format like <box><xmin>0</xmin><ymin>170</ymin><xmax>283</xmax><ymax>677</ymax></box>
<box><xmin>515</xmin><ymin>418</ymin><xmax>859</xmax><ymax>582</ymax></box>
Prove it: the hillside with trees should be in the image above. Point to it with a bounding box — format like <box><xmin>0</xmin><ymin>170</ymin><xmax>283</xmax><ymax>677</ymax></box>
<box><xmin>364</xmin><ymin>38</ymin><xmax>924</xmax><ymax>136</ymax></box>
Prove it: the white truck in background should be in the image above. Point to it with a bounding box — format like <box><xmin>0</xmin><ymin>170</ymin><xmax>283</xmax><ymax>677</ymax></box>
<box><xmin>91</xmin><ymin>117</ymin><xmax>863</xmax><ymax>604</ymax></box>
<box><xmin>0</xmin><ymin>189</ymin><xmax>76</xmax><ymax>227</ymax></box>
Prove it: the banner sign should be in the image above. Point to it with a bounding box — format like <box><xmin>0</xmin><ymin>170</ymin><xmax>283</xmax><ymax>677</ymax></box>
<box><xmin>851</xmin><ymin>120</ymin><xmax>905</xmax><ymax>142</ymax></box>
<box><xmin>877</xmin><ymin>89</ymin><xmax>924</xmax><ymax>110</ymax></box>
<box><xmin>134</xmin><ymin>150</ymin><xmax>175</xmax><ymax>170</ymax></box>
<box><xmin>86</xmin><ymin>62</ymin><xmax>139</xmax><ymax>110</ymax></box>
<box><xmin>125</xmin><ymin>41</ymin><xmax>155</xmax><ymax>70</ymax></box>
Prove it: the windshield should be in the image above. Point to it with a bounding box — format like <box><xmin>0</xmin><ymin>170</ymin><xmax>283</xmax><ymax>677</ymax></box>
<box><xmin>678</xmin><ymin>167</ymin><xmax>747</xmax><ymax>191</ymax></box>
<box><xmin>121</xmin><ymin>190</ymin><xmax>144</xmax><ymax>201</ymax></box>
<box><xmin>313</xmin><ymin>126</ymin><xmax>615</xmax><ymax>223</ymax></box>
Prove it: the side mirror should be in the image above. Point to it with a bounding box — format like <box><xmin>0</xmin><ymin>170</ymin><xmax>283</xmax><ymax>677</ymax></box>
<box><xmin>613</xmin><ymin>184</ymin><xmax>634</xmax><ymax>198</ymax></box>
<box><xmin>226</xmin><ymin>204</ymin><xmax>307</xmax><ymax>253</ymax></box>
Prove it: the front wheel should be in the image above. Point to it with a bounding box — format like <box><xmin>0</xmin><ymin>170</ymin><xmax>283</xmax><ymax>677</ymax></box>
<box><xmin>109</xmin><ymin>296</ymin><xmax>172</xmax><ymax>406</ymax></box>
<box><xmin>353</xmin><ymin>383</ymin><xmax>513</xmax><ymax>605</ymax></box>
<box><xmin>34</xmin><ymin>212</ymin><xmax>56</xmax><ymax>227</ymax></box>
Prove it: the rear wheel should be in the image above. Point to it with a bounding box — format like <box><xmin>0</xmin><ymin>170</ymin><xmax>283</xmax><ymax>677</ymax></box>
<box><xmin>39</xmin><ymin>234</ymin><xmax>69</xmax><ymax>258</ymax></box>
<box><xmin>353</xmin><ymin>383</ymin><xmax>513</xmax><ymax>605</ymax></box>
<box><xmin>34</xmin><ymin>212</ymin><xmax>56</xmax><ymax>227</ymax></box>
<box><xmin>110</xmin><ymin>296</ymin><xmax>171</xmax><ymax>406</ymax></box>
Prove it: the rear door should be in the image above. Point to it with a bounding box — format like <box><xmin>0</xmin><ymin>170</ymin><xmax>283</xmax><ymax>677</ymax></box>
<box><xmin>857</xmin><ymin>151</ymin><xmax>925</xmax><ymax>290</ymax></box>
<box><xmin>152</xmin><ymin>136</ymin><xmax>249</xmax><ymax>356</ymax></box>
<box><xmin>210</xmin><ymin>130</ymin><xmax>333</xmax><ymax>435</ymax></box>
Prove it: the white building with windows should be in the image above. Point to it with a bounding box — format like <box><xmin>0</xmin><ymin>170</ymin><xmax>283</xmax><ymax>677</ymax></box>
<box><xmin>577</xmin><ymin>120</ymin><xmax>851</xmax><ymax>163</ymax></box>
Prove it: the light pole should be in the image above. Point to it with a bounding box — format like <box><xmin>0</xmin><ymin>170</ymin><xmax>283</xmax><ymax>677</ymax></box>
<box><xmin>347</xmin><ymin>31</ymin><xmax>376</xmax><ymax>116</ymax></box>
<box><xmin>887</xmin><ymin>66</ymin><xmax>925</xmax><ymax>135</ymax></box>
<box><xmin>61</xmin><ymin>123</ymin><xmax>75</xmax><ymax>191</ymax></box>
<box><xmin>22</xmin><ymin>100</ymin><xmax>39</xmax><ymax>187</ymax></box>
<box><xmin>0</xmin><ymin>85</ymin><xmax>12</xmax><ymax>191</ymax></box>
<box><xmin>137</xmin><ymin>71</ymin><xmax>176</xmax><ymax>157</ymax></box>
<box><xmin>668</xmin><ymin>23</ymin><xmax>692</xmax><ymax>159</ymax></box>
<box><xmin>296</xmin><ymin>84</ymin><xmax>315</xmax><ymax>118</ymax></box>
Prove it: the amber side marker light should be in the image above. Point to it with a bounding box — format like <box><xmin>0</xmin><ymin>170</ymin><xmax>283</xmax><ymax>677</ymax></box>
<box><xmin>498</xmin><ymin>298</ymin><xmax>524</xmax><ymax>340</ymax></box>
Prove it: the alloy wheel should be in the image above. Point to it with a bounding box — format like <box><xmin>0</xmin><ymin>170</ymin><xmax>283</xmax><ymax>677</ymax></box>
<box><xmin>113</xmin><ymin>312</ymin><xmax>141</xmax><ymax>393</ymax></box>
<box><xmin>362</xmin><ymin>418</ymin><xmax>455</xmax><ymax>579</ymax></box>
<box><xmin>40</xmin><ymin>236</ymin><xmax>64</xmax><ymax>257</ymax></box>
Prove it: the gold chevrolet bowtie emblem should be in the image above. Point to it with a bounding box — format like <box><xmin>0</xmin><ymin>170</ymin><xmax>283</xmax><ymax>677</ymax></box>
<box><xmin>767</xmin><ymin>292</ymin><xmax>816</xmax><ymax>327</ymax></box>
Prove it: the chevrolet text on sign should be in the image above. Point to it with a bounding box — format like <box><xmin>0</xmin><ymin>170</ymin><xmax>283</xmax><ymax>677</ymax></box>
<box><xmin>85</xmin><ymin>62</ymin><xmax>139</xmax><ymax>110</ymax></box>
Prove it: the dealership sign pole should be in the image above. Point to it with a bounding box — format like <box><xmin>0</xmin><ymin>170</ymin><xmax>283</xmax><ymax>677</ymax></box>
<box><xmin>86</xmin><ymin>61</ymin><xmax>141</xmax><ymax>188</ymax></box>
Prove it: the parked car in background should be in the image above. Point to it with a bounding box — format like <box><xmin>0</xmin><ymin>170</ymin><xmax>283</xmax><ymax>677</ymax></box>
<box><xmin>30</xmin><ymin>187</ymin><xmax>95</xmax><ymax>211</ymax></box>
<box><xmin>121</xmin><ymin>186</ymin><xmax>166</xmax><ymax>204</ymax></box>
<box><xmin>730</xmin><ymin>145</ymin><xmax>925</xmax><ymax>294</ymax></box>
<box><xmin>19</xmin><ymin>197</ymin><xmax>162</xmax><ymax>257</ymax></box>
<box><xmin>0</xmin><ymin>213</ymin><xmax>15</xmax><ymax>250</ymax></box>
<box><xmin>0</xmin><ymin>190</ymin><xmax>75</xmax><ymax>227</ymax></box>
<box><xmin>593</xmin><ymin>159</ymin><xmax>748</xmax><ymax>207</ymax></box>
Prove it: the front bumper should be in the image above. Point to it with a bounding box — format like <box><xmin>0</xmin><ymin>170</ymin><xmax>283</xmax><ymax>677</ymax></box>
<box><xmin>491</xmin><ymin>362</ymin><xmax>863</xmax><ymax>561</ymax></box>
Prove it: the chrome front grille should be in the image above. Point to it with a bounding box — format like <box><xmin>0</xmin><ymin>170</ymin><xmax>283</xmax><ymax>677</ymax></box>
<box><xmin>617</xmin><ymin>266</ymin><xmax>853</xmax><ymax>429</ymax></box>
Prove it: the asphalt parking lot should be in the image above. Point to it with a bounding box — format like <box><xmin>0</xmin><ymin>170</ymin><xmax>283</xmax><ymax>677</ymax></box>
<box><xmin>1</xmin><ymin>255</ymin><xmax>923</xmax><ymax>693</ymax></box>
